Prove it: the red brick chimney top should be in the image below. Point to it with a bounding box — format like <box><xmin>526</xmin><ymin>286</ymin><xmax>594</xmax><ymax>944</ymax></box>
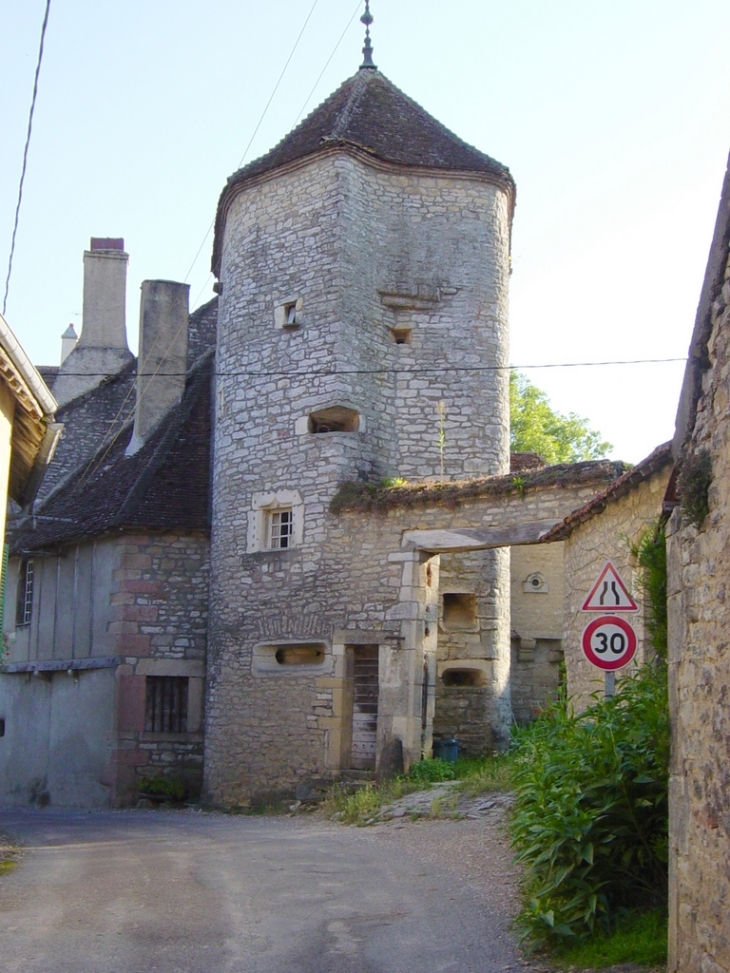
<box><xmin>90</xmin><ymin>237</ymin><xmax>125</xmax><ymax>251</ymax></box>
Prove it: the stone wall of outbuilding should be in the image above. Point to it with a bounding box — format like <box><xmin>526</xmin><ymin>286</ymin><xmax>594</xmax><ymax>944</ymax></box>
<box><xmin>554</xmin><ymin>469</ymin><xmax>670</xmax><ymax>712</ymax></box>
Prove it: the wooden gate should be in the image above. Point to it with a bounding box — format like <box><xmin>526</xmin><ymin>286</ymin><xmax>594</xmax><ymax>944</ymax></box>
<box><xmin>350</xmin><ymin>646</ymin><xmax>379</xmax><ymax>770</ymax></box>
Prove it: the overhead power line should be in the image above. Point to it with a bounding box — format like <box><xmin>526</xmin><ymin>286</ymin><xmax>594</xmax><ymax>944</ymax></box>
<box><xmin>50</xmin><ymin>357</ymin><xmax>689</xmax><ymax>380</ymax></box>
<box><xmin>183</xmin><ymin>0</ymin><xmax>321</xmax><ymax>288</ymax></box>
<box><xmin>2</xmin><ymin>0</ymin><xmax>52</xmax><ymax>316</ymax></box>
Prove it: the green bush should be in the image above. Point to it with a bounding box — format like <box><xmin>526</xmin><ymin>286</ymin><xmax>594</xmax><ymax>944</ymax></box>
<box><xmin>138</xmin><ymin>775</ymin><xmax>186</xmax><ymax>802</ymax></box>
<box><xmin>510</xmin><ymin>664</ymin><xmax>669</xmax><ymax>944</ymax></box>
<box><xmin>630</xmin><ymin>521</ymin><xmax>668</xmax><ymax>660</ymax></box>
<box><xmin>407</xmin><ymin>758</ymin><xmax>456</xmax><ymax>783</ymax></box>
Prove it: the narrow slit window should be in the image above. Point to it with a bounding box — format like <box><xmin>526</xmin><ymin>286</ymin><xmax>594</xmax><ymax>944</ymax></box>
<box><xmin>145</xmin><ymin>677</ymin><xmax>188</xmax><ymax>733</ymax></box>
<box><xmin>285</xmin><ymin>302</ymin><xmax>297</xmax><ymax>326</ymax></box>
<box><xmin>269</xmin><ymin>509</ymin><xmax>293</xmax><ymax>549</ymax></box>
<box><xmin>389</xmin><ymin>327</ymin><xmax>412</xmax><ymax>345</ymax></box>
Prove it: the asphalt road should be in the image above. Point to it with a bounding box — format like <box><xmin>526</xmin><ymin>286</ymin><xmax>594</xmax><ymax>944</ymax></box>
<box><xmin>0</xmin><ymin>807</ymin><xmax>534</xmax><ymax>973</ymax></box>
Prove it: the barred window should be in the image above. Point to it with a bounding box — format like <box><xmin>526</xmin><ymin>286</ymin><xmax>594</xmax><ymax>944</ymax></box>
<box><xmin>145</xmin><ymin>677</ymin><xmax>188</xmax><ymax>733</ymax></box>
<box><xmin>16</xmin><ymin>558</ymin><xmax>34</xmax><ymax>626</ymax></box>
<box><xmin>268</xmin><ymin>508</ymin><xmax>293</xmax><ymax>549</ymax></box>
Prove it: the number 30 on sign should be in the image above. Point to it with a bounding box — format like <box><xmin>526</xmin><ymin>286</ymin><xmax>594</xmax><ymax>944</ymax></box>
<box><xmin>581</xmin><ymin>615</ymin><xmax>637</xmax><ymax>671</ymax></box>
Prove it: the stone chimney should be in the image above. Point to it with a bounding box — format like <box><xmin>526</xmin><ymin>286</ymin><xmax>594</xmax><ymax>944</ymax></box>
<box><xmin>126</xmin><ymin>280</ymin><xmax>189</xmax><ymax>455</ymax></box>
<box><xmin>52</xmin><ymin>238</ymin><xmax>134</xmax><ymax>406</ymax></box>
<box><xmin>60</xmin><ymin>324</ymin><xmax>77</xmax><ymax>364</ymax></box>
<box><xmin>78</xmin><ymin>238</ymin><xmax>129</xmax><ymax>350</ymax></box>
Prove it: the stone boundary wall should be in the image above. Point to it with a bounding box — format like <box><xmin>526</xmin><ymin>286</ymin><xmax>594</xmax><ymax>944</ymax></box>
<box><xmin>667</xmin><ymin>236</ymin><xmax>730</xmax><ymax>972</ymax></box>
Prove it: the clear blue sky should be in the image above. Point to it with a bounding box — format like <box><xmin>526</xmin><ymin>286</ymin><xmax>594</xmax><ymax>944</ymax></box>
<box><xmin>2</xmin><ymin>0</ymin><xmax>730</xmax><ymax>462</ymax></box>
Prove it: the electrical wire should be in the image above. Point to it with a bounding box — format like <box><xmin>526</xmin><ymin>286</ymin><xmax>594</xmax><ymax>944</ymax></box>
<box><xmin>51</xmin><ymin>357</ymin><xmax>689</xmax><ymax>380</ymax></box>
<box><xmin>81</xmin><ymin>0</ymin><xmax>326</xmax><ymax>486</ymax></box>
<box><xmin>3</xmin><ymin>0</ymin><xmax>52</xmax><ymax>316</ymax></box>
<box><xmin>182</xmin><ymin>0</ymin><xmax>320</xmax><ymax>286</ymax></box>
<box><xmin>292</xmin><ymin>0</ymin><xmax>362</xmax><ymax>126</ymax></box>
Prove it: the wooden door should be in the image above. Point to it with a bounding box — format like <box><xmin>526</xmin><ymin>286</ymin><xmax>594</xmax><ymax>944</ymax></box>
<box><xmin>350</xmin><ymin>646</ymin><xmax>379</xmax><ymax>770</ymax></box>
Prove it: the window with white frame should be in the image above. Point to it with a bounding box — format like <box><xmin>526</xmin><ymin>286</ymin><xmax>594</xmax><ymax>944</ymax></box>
<box><xmin>268</xmin><ymin>508</ymin><xmax>293</xmax><ymax>550</ymax></box>
<box><xmin>16</xmin><ymin>558</ymin><xmax>34</xmax><ymax>626</ymax></box>
<box><xmin>247</xmin><ymin>490</ymin><xmax>304</xmax><ymax>553</ymax></box>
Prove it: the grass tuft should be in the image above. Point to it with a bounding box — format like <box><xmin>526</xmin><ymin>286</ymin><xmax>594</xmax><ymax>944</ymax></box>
<box><xmin>555</xmin><ymin>908</ymin><xmax>667</xmax><ymax>968</ymax></box>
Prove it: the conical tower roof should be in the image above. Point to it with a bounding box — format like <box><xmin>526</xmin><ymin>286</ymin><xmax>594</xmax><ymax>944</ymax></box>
<box><xmin>212</xmin><ymin>69</ymin><xmax>514</xmax><ymax>275</ymax></box>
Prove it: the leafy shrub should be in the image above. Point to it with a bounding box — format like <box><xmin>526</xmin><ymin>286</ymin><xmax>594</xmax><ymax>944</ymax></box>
<box><xmin>510</xmin><ymin>664</ymin><xmax>668</xmax><ymax>944</ymax></box>
<box><xmin>630</xmin><ymin>521</ymin><xmax>667</xmax><ymax>659</ymax></box>
<box><xmin>138</xmin><ymin>775</ymin><xmax>186</xmax><ymax>802</ymax></box>
<box><xmin>407</xmin><ymin>758</ymin><xmax>456</xmax><ymax>783</ymax></box>
<box><xmin>678</xmin><ymin>449</ymin><xmax>712</xmax><ymax>528</ymax></box>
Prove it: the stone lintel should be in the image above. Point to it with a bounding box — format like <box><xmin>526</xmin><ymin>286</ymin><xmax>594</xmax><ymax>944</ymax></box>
<box><xmin>403</xmin><ymin>519</ymin><xmax>563</xmax><ymax>553</ymax></box>
<box><xmin>332</xmin><ymin>629</ymin><xmax>394</xmax><ymax>644</ymax></box>
<box><xmin>135</xmin><ymin>659</ymin><xmax>205</xmax><ymax>678</ymax></box>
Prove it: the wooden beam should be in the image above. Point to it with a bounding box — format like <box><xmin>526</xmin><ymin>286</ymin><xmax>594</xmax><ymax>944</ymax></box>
<box><xmin>403</xmin><ymin>519</ymin><xmax>563</xmax><ymax>552</ymax></box>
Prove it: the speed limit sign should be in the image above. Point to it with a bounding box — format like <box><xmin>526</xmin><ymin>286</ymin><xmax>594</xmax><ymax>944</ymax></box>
<box><xmin>581</xmin><ymin>615</ymin><xmax>637</xmax><ymax>671</ymax></box>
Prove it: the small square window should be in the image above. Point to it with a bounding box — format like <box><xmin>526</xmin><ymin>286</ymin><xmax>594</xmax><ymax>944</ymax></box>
<box><xmin>145</xmin><ymin>677</ymin><xmax>188</xmax><ymax>733</ymax></box>
<box><xmin>269</xmin><ymin>508</ymin><xmax>293</xmax><ymax>549</ymax></box>
<box><xmin>275</xmin><ymin>298</ymin><xmax>302</xmax><ymax>329</ymax></box>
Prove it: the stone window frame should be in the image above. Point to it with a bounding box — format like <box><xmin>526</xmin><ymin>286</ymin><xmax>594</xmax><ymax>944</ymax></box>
<box><xmin>274</xmin><ymin>296</ymin><xmax>303</xmax><ymax>330</ymax></box>
<box><xmin>523</xmin><ymin>571</ymin><xmax>549</xmax><ymax>594</ymax></box>
<box><xmin>137</xmin><ymin>659</ymin><xmax>205</xmax><ymax>740</ymax></box>
<box><xmin>294</xmin><ymin>406</ymin><xmax>365</xmax><ymax>436</ymax></box>
<box><xmin>252</xmin><ymin>639</ymin><xmax>331</xmax><ymax>676</ymax></box>
<box><xmin>247</xmin><ymin>489</ymin><xmax>304</xmax><ymax>553</ymax></box>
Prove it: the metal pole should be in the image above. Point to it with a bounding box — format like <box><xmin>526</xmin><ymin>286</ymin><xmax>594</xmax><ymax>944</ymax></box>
<box><xmin>604</xmin><ymin>670</ymin><xmax>616</xmax><ymax>698</ymax></box>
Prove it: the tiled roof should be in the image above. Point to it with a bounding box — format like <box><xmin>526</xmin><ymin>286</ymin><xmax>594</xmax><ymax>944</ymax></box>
<box><xmin>37</xmin><ymin>359</ymin><xmax>137</xmax><ymax>503</ymax></box>
<box><xmin>213</xmin><ymin>69</ymin><xmax>515</xmax><ymax>275</ymax></box>
<box><xmin>538</xmin><ymin>442</ymin><xmax>673</xmax><ymax>543</ymax></box>
<box><xmin>11</xmin><ymin>354</ymin><xmax>213</xmax><ymax>553</ymax></box>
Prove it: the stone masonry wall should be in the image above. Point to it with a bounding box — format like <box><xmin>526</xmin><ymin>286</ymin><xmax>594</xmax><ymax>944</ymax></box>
<box><xmin>667</xmin><ymin>243</ymin><xmax>730</xmax><ymax>972</ymax></box>
<box><xmin>107</xmin><ymin>531</ymin><xmax>209</xmax><ymax>804</ymax></box>
<box><xmin>558</xmin><ymin>468</ymin><xmax>671</xmax><ymax>712</ymax></box>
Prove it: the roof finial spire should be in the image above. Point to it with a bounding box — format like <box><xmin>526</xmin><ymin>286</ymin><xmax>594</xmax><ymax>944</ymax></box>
<box><xmin>359</xmin><ymin>0</ymin><xmax>376</xmax><ymax>70</ymax></box>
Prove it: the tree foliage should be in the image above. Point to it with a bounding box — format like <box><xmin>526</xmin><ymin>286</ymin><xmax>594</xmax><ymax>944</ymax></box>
<box><xmin>510</xmin><ymin>372</ymin><xmax>612</xmax><ymax>464</ymax></box>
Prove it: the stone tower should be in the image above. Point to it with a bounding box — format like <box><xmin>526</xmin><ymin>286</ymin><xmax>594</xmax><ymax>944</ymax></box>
<box><xmin>204</xmin><ymin>47</ymin><xmax>515</xmax><ymax>804</ymax></box>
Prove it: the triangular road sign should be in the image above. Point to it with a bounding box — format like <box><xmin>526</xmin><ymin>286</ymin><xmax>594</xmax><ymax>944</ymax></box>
<box><xmin>581</xmin><ymin>561</ymin><xmax>638</xmax><ymax>612</ymax></box>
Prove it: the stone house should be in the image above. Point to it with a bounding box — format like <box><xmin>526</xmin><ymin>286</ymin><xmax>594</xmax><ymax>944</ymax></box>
<box><xmin>540</xmin><ymin>442</ymin><xmax>673</xmax><ymax>710</ymax></box>
<box><xmin>666</xmin><ymin>149</ymin><xmax>730</xmax><ymax>973</ymax></box>
<box><xmin>0</xmin><ymin>50</ymin><xmax>634</xmax><ymax>808</ymax></box>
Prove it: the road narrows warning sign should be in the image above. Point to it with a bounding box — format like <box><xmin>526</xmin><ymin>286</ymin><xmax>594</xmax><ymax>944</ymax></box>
<box><xmin>581</xmin><ymin>561</ymin><xmax>638</xmax><ymax>612</ymax></box>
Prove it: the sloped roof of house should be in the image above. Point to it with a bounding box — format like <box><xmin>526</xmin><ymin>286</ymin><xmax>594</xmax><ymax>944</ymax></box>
<box><xmin>11</xmin><ymin>353</ymin><xmax>213</xmax><ymax>553</ymax></box>
<box><xmin>213</xmin><ymin>69</ymin><xmax>515</xmax><ymax>275</ymax></box>
<box><xmin>538</xmin><ymin>441</ymin><xmax>673</xmax><ymax>543</ymax></box>
<box><xmin>674</xmin><ymin>150</ymin><xmax>730</xmax><ymax>458</ymax></box>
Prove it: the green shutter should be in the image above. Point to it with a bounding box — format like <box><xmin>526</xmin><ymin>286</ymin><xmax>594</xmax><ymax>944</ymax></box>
<box><xmin>0</xmin><ymin>543</ymin><xmax>8</xmax><ymax>646</ymax></box>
